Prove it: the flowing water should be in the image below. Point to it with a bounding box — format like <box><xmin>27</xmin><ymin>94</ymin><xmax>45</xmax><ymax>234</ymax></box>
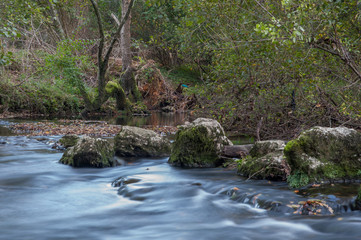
<box><xmin>0</xmin><ymin>120</ymin><xmax>360</xmax><ymax>240</ymax></box>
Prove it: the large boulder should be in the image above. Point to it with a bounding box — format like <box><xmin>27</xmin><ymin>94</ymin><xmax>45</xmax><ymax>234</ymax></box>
<box><xmin>168</xmin><ymin>118</ymin><xmax>232</xmax><ymax>168</ymax></box>
<box><xmin>284</xmin><ymin>126</ymin><xmax>361</xmax><ymax>188</ymax></box>
<box><xmin>238</xmin><ymin>140</ymin><xmax>290</xmax><ymax>180</ymax></box>
<box><xmin>114</xmin><ymin>126</ymin><xmax>171</xmax><ymax>157</ymax></box>
<box><xmin>59</xmin><ymin>136</ymin><xmax>115</xmax><ymax>168</ymax></box>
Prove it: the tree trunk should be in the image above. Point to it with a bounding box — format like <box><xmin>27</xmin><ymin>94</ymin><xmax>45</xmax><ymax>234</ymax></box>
<box><xmin>84</xmin><ymin>0</ymin><xmax>135</xmax><ymax>117</ymax></box>
<box><xmin>47</xmin><ymin>0</ymin><xmax>67</xmax><ymax>40</ymax></box>
<box><xmin>121</xmin><ymin>0</ymin><xmax>132</xmax><ymax>72</ymax></box>
<box><xmin>95</xmin><ymin>62</ymin><xmax>108</xmax><ymax>107</ymax></box>
<box><xmin>120</xmin><ymin>0</ymin><xmax>141</xmax><ymax>102</ymax></box>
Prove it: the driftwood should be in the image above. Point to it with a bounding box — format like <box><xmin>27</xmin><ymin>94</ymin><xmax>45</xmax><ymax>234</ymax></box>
<box><xmin>222</xmin><ymin>144</ymin><xmax>253</xmax><ymax>158</ymax></box>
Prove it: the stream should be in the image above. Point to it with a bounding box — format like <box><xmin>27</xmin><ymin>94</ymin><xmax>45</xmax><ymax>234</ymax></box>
<box><xmin>0</xmin><ymin>118</ymin><xmax>361</xmax><ymax>240</ymax></box>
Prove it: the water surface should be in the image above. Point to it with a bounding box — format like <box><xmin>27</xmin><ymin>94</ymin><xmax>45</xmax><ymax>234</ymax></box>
<box><xmin>0</xmin><ymin>132</ymin><xmax>360</xmax><ymax>240</ymax></box>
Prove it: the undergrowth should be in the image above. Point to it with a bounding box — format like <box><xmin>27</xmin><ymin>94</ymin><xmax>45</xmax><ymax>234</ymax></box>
<box><xmin>0</xmin><ymin>42</ymin><xmax>94</xmax><ymax>115</ymax></box>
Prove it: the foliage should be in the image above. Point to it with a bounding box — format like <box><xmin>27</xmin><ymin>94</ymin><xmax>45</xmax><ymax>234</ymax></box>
<box><xmin>132</xmin><ymin>0</ymin><xmax>185</xmax><ymax>67</ymax></box>
<box><xmin>43</xmin><ymin>39</ymin><xmax>95</xmax><ymax>95</ymax></box>
<box><xmin>159</xmin><ymin>0</ymin><xmax>361</xmax><ymax>137</ymax></box>
<box><xmin>0</xmin><ymin>74</ymin><xmax>82</xmax><ymax>115</ymax></box>
<box><xmin>0</xmin><ymin>0</ymin><xmax>360</xmax><ymax>134</ymax></box>
<box><xmin>287</xmin><ymin>170</ymin><xmax>310</xmax><ymax>188</ymax></box>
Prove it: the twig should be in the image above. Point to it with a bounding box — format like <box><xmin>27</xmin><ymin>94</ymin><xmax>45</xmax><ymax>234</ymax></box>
<box><xmin>256</xmin><ymin>117</ymin><xmax>264</xmax><ymax>141</ymax></box>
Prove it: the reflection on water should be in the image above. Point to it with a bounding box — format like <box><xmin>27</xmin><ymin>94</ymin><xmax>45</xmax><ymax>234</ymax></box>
<box><xmin>0</xmin><ymin>120</ymin><xmax>16</xmax><ymax>136</ymax></box>
<box><xmin>0</xmin><ymin>126</ymin><xmax>15</xmax><ymax>136</ymax></box>
<box><xmin>110</xmin><ymin>112</ymin><xmax>191</xmax><ymax>127</ymax></box>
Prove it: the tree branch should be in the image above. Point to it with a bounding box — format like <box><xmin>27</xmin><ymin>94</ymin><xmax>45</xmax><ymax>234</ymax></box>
<box><xmin>313</xmin><ymin>43</ymin><xmax>361</xmax><ymax>81</ymax></box>
<box><xmin>111</xmin><ymin>12</ymin><xmax>120</xmax><ymax>26</ymax></box>
<box><xmin>89</xmin><ymin>0</ymin><xmax>105</xmax><ymax>66</ymax></box>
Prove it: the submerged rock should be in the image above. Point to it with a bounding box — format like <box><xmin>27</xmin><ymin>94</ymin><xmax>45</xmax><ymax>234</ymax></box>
<box><xmin>238</xmin><ymin>140</ymin><xmax>290</xmax><ymax>180</ymax></box>
<box><xmin>226</xmin><ymin>184</ymin><xmax>359</xmax><ymax>216</ymax></box>
<box><xmin>114</xmin><ymin>126</ymin><xmax>171</xmax><ymax>157</ymax></box>
<box><xmin>59</xmin><ymin>136</ymin><xmax>115</xmax><ymax>168</ymax></box>
<box><xmin>284</xmin><ymin>126</ymin><xmax>361</xmax><ymax>188</ymax></box>
<box><xmin>168</xmin><ymin>118</ymin><xmax>232</xmax><ymax>168</ymax></box>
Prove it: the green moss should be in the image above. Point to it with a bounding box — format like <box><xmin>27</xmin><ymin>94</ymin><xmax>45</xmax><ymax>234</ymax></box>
<box><xmin>105</xmin><ymin>81</ymin><xmax>121</xmax><ymax>95</ymax></box>
<box><xmin>59</xmin><ymin>137</ymin><xmax>114</xmax><ymax>168</ymax></box>
<box><xmin>131</xmin><ymin>101</ymin><xmax>149</xmax><ymax>114</ymax></box>
<box><xmin>285</xmin><ymin>128</ymin><xmax>361</xmax><ymax>187</ymax></box>
<box><xmin>287</xmin><ymin>170</ymin><xmax>310</xmax><ymax>188</ymax></box>
<box><xmin>238</xmin><ymin>155</ymin><xmax>263</xmax><ymax>176</ymax></box>
<box><xmin>105</xmin><ymin>81</ymin><xmax>132</xmax><ymax>112</ymax></box>
<box><xmin>238</xmin><ymin>151</ymin><xmax>288</xmax><ymax>180</ymax></box>
<box><xmin>284</xmin><ymin>136</ymin><xmax>312</xmax><ymax>166</ymax></box>
<box><xmin>169</xmin><ymin>125</ymin><xmax>219</xmax><ymax>167</ymax></box>
<box><xmin>323</xmin><ymin>163</ymin><xmax>346</xmax><ymax>179</ymax></box>
<box><xmin>236</xmin><ymin>157</ymin><xmax>246</xmax><ymax>171</ymax></box>
<box><xmin>59</xmin><ymin>135</ymin><xmax>79</xmax><ymax>148</ymax></box>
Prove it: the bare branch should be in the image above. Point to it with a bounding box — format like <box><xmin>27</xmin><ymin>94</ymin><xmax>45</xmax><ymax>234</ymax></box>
<box><xmin>313</xmin><ymin>44</ymin><xmax>340</xmax><ymax>57</ymax></box>
<box><xmin>111</xmin><ymin>13</ymin><xmax>120</xmax><ymax>26</ymax></box>
<box><xmin>89</xmin><ymin>0</ymin><xmax>105</xmax><ymax>65</ymax></box>
<box><xmin>313</xmin><ymin>43</ymin><xmax>361</xmax><ymax>81</ymax></box>
<box><xmin>256</xmin><ymin>117</ymin><xmax>264</xmax><ymax>141</ymax></box>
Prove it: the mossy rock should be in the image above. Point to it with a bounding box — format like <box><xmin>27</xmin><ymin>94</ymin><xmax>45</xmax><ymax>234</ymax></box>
<box><xmin>238</xmin><ymin>140</ymin><xmax>290</xmax><ymax>180</ymax></box>
<box><xmin>114</xmin><ymin>126</ymin><xmax>171</xmax><ymax>157</ymax></box>
<box><xmin>284</xmin><ymin>126</ymin><xmax>361</xmax><ymax>188</ymax></box>
<box><xmin>168</xmin><ymin>118</ymin><xmax>232</xmax><ymax>168</ymax></box>
<box><xmin>59</xmin><ymin>136</ymin><xmax>115</xmax><ymax>168</ymax></box>
<box><xmin>249</xmin><ymin>140</ymin><xmax>285</xmax><ymax>158</ymax></box>
<box><xmin>59</xmin><ymin>135</ymin><xmax>80</xmax><ymax>148</ymax></box>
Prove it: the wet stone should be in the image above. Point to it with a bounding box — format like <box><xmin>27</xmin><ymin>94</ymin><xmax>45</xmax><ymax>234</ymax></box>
<box><xmin>59</xmin><ymin>136</ymin><xmax>115</xmax><ymax>168</ymax></box>
<box><xmin>112</xmin><ymin>177</ymin><xmax>141</xmax><ymax>187</ymax></box>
